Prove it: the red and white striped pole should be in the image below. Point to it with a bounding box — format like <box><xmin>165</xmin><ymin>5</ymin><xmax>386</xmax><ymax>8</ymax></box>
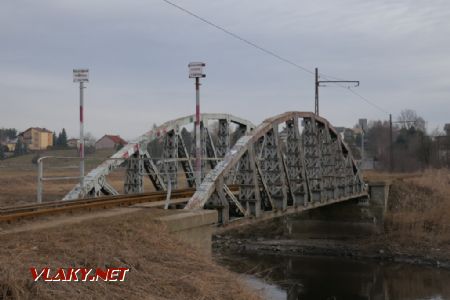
<box><xmin>73</xmin><ymin>69</ymin><xmax>88</xmax><ymax>197</ymax></box>
<box><xmin>195</xmin><ymin>77</ymin><xmax>201</xmax><ymax>188</ymax></box>
<box><xmin>79</xmin><ymin>81</ymin><xmax>85</xmax><ymax>193</ymax></box>
<box><xmin>188</xmin><ymin>62</ymin><xmax>205</xmax><ymax>189</ymax></box>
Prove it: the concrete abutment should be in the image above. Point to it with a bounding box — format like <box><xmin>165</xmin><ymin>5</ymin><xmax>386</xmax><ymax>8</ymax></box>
<box><xmin>285</xmin><ymin>181</ymin><xmax>391</xmax><ymax>239</ymax></box>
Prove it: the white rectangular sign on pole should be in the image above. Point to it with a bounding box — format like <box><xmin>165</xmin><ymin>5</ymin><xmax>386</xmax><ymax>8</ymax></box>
<box><xmin>188</xmin><ymin>62</ymin><xmax>206</xmax><ymax>78</ymax></box>
<box><xmin>73</xmin><ymin>69</ymin><xmax>89</xmax><ymax>82</ymax></box>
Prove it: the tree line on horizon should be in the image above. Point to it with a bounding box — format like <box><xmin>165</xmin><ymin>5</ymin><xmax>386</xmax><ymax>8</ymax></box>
<box><xmin>346</xmin><ymin>109</ymin><xmax>449</xmax><ymax>171</ymax></box>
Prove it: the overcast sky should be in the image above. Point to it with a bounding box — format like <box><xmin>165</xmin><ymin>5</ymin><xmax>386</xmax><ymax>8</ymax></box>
<box><xmin>1</xmin><ymin>0</ymin><xmax>449</xmax><ymax>139</ymax></box>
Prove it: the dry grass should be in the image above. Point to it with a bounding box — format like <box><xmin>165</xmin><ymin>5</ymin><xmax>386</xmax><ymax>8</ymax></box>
<box><xmin>0</xmin><ymin>168</ymin><xmax>128</xmax><ymax>207</ymax></box>
<box><xmin>0</xmin><ymin>149</ymin><xmax>193</xmax><ymax>207</ymax></box>
<box><xmin>0</xmin><ymin>210</ymin><xmax>260</xmax><ymax>300</ymax></box>
<box><xmin>0</xmin><ymin>149</ymin><xmax>117</xmax><ymax>206</ymax></box>
<box><xmin>363</xmin><ymin>169</ymin><xmax>423</xmax><ymax>182</ymax></box>
<box><xmin>385</xmin><ymin>169</ymin><xmax>450</xmax><ymax>249</ymax></box>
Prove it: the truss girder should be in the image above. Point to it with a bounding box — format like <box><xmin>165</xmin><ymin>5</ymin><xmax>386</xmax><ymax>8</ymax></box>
<box><xmin>186</xmin><ymin>111</ymin><xmax>367</xmax><ymax>224</ymax></box>
<box><xmin>124</xmin><ymin>152</ymin><xmax>144</xmax><ymax>194</ymax></box>
<box><xmin>63</xmin><ymin>113</ymin><xmax>255</xmax><ymax>201</ymax></box>
<box><xmin>216</xmin><ymin>119</ymin><xmax>230</xmax><ymax>158</ymax></box>
<box><xmin>259</xmin><ymin>126</ymin><xmax>287</xmax><ymax>210</ymax></box>
<box><xmin>285</xmin><ymin>118</ymin><xmax>309</xmax><ymax>206</ymax></box>
<box><xmin>162</xmin><ymin>129</ymin><xmax>178</xmax><ymax>189</ymax></box>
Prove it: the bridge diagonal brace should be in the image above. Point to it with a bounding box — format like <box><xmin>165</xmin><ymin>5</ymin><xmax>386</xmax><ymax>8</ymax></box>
<box><xmin>254</xmin><ymin>159</ymin><xmax>276</xmax><ymax>211</ymax></box>
<box><xmin>177</xmin><ymin>133</ymin><xmax>195</xmax><ymax>188</ymax></box>
<box><xmin>101</xmin><ymin>180</ymin><xmax>119</xmax><ymax>196</ymax></box>
<box><xmin>281</xmin><ymin>153</ymin><xmax>297</xmax><ymax>207</ymax></box>
<box><xmin>142</xmin><ymin>150</ymin><xmax>167</xmax><ymax>191</ymax></box>
<box><xmin>223</xmin><ymin>184</ymin><xmax>248</xmax><ymax>217</ymax></box>
<box><xmin>205</xmin><ymin>127</ymin><xmax>219</xmax><ymax>169</ymax></box>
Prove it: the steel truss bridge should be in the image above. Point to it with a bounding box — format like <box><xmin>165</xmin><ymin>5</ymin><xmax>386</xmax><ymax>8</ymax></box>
<box><xmin>63</xmin><ymin>112</ymin><xmax>368</xmax><ymax>224</ymax></box>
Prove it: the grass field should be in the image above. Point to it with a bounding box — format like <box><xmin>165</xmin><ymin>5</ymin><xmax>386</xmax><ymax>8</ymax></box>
<box><xmin>0</xmin><ymin>148</ymin><xmax>193</xmax><ymax>207</ymax></box>
<box><xmin>385</xmin><ymin>169</ymin><xmax>450</xmax><ymax>249</ymax></box>
<box><xmin>0</xmin><ymin>149</ymin><xmax>119</xmax><ymax>206</ymax></box>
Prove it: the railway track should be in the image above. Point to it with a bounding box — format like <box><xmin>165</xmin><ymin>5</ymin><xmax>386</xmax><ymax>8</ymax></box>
<box><xmin>0</xmin><ymin>188</ymin><xmax>196</xmax><ymax>223</ymax></box>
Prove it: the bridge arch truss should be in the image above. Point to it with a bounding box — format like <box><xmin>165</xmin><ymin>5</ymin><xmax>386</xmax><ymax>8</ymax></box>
<box><xmin>63</xmin><ymin>113</ymin><xmax>255</xmax><ymax>200</ymax></box>
<box><xmin>185</xmin><ymin>112</ymin><xmax>368</xmax><ymax>224</ymax></box>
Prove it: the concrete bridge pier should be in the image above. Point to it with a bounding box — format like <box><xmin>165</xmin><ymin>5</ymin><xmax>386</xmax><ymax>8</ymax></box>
<box><xmin>285</xmin><ymin>182</ymin><xmax>391</xmax><ymax>239</ymax></box>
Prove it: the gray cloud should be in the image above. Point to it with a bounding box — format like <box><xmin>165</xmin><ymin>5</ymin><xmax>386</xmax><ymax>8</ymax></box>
<box><xmin>1</xmin><ymin>0</ymin><xmax>449</xmax><ymax>139</ymax></box>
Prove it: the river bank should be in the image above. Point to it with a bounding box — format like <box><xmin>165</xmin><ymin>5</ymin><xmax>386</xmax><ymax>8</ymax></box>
<box><xmin>213</xmin><ymin>235</ymin><xmax>450</xmax><ymax>270</ymax></box>
<box><xmin>214</xmin><ymin>170</ymin><xmax>450</xmax><ymax>271</ymax></box>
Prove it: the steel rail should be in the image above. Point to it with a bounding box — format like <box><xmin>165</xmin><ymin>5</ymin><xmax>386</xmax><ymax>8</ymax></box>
<box><xmin>0</xmin><ymin>189</ymin><xmax>195</xmax><ymax>223</ymax></box>
<box><xmin>0</xmin><ymin>185</ymin><xmax>239</xmax><ymax>223</ymax></box>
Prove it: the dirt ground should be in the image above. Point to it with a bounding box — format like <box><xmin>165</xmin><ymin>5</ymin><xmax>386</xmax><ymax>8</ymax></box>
<box><xmin>0</xmin><ymin>209</ymin><xmax>260</xmax><ymax>300</ymax></box>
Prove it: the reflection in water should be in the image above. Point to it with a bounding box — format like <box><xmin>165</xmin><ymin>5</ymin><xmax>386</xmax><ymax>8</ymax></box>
<box><xmin>217</xmin><ymin>253</ymin><xmax>450</xmax><ymax>300</ymax></box>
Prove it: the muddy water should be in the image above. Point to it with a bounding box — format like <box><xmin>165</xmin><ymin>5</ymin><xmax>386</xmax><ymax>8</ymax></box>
<box><xmin>217</xmin><ymin>253</ymin><xmax>450</xmax><ymax>300</ymax></box>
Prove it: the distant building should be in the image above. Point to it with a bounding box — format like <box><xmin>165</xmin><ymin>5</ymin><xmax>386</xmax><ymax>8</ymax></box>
<box><xmin>95</xmin><ymin>135</ymin><xmax>127</xmax><ymax>150</ymax></box>
<box><xmin>0</xmin><ymin>137</ymin><xmax>17</xmax><ymax>152</ymax></box>
<box><xmin>5</xmin><ymin>138</ymin><xmax>17</xmax><ymax>152</ymax></box>
<box><xmin>19</xmin><ymin>127</ymin><xmax>53</xmax><ymax>150</ymax></box>
<box><xmin>67</xmin><ymin>138</ymin><xmax>79</xmax><ymax>149</ymax></box>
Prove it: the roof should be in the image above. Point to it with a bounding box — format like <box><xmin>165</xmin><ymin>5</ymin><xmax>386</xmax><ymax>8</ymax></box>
<box><xmin>97</xmin><ymin>135</ymin><xmax>127</xmax><ymax>145</ymax></box>
<box><xmin>19</xmin><ymin>127</ymin><xmax>53</xmax><ymax>135</ymax></box>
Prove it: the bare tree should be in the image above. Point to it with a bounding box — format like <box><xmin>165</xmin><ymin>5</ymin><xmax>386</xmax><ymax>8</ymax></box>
<box><xmin>397</xmin><ymin>109</ymin><xmax>426</xmax><ymax>132</ymax></box>
<box><xmin>84</xmin><ymin>132</ymin><xmax>97</xmax><ymax>147</ymax></box>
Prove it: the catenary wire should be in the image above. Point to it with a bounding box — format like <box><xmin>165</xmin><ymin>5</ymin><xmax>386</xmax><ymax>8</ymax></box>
<box><xmin>161</xmin><ymin>0</ymin><xmax>390</xmax><ymax>115</ymax></box>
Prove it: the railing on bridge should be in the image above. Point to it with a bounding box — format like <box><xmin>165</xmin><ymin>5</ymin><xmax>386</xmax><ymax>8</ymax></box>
<box><xmin>37</xmin><ymin>155</ymin><xmax>225</xmax><ymax>207</ymax></box>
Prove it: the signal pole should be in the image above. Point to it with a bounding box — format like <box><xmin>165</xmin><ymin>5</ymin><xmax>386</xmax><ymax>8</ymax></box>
<box><xmin>188</xmin><ymin>62</ymin><xmax>206</xmax><ymax>188</ymax></box>
<box><xmin>73</xmin><ymin>69</ymin><xmax>89</xmax><ymax>195</ymax></box>
<box><xmin>314</xmin><ymin>67</ymin><xmax>360</xmax><ymax>116</ymax></box>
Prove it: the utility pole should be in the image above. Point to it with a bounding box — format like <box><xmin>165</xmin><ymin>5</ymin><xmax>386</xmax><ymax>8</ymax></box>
<box><xmin>188</xmin><ymin>62</ymin><xmax>206</xmax><ymax>188</ymax></box>
<box><xmin>315</xmin><ymin>68</ymin><xmax>319</xmax><ymax>115</ymax></box>
<box><xmin>359</xmin><ymin>118</ymin><xmax>367</xmax><ymax>164</ymax></box>
<box><xmin>314</xmin><ymin>67</ymin><xmax>359</xmax><ymax>116</ymax></box>
<box><xmin>389</xmin><ymin>114</ymin><xmax>393</xmax><ymax>172</ymax></box>
<box><xmin>73</xmin><ymin>69</ymin><xmax>89</xmax><ymax>195</ymax></box>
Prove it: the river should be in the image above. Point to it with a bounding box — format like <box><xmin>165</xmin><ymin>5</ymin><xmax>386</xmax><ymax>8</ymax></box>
<box><xmin>216</xmin><ymin>252</ymin><xmax>450</xmax><ymax>300</ymax></box>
